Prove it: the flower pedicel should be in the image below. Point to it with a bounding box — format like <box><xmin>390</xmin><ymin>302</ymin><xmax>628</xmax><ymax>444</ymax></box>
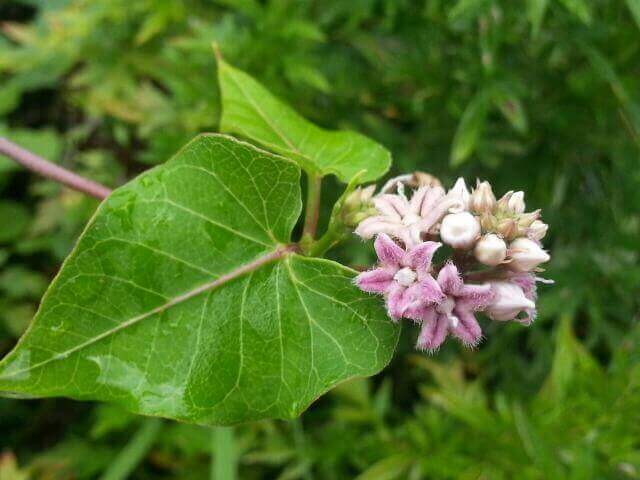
<box><xmin>354</xmin><ymin>175</ymin><xmax>552</xmax><ymax>352</ymax></box>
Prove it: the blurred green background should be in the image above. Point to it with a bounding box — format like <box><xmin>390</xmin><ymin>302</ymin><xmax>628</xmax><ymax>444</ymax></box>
<box><xmin>1</xmin><ymin>0</ymin><xmax>639</xmax><ymax>478</ymax></box>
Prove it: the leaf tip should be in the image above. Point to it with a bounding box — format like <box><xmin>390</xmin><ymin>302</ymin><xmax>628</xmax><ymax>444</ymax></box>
<box><xmin>211</xmin><ymin>42</ymin><xmax>223</xmax><ymax>63</ymax></box>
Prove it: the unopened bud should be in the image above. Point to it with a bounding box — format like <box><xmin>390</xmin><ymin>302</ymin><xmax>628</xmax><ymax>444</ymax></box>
<box><xmin>480</xmin><ymin>213</ymin><xmax>495</xmax><ymax>231</ymax></box>
<box><xmin>447</xmin><ymin>177</ymin><xmax>471</xmax><ymax>212</ymax></box>
<box><xmin>485</xmin><ymin>281</ymin><xmax>536</xmax><ymax>321</ymax></box>
<box><xmin>528</xmin><ymin>220</ymin><xmax>548</xmax><ymax>241</ymax></box>
<box><xmin>440</xmin><ymin>212</ymin><xmax>480</xmax><ymax>249</ymax></box>
<box><xmin>345</xmin><ymin>207</ymin><xmax>379</xmax><ymax>228</ymax></box>
<box><xmin>508</xmin><ymin>191</ymin><xmax>525</xmax><ymax>214</ymax></box>
<box><xmin>497</xmin><ymin>191</ymin><xmax>513</xmax><ymax>211</ymax></box>
<box><xmin>474</xmin><ymin>234</ymin><xmax>507</xmax><ymax>266</ymax></box>
<box><xmin>517</xmin><ymin>210</ymin><xmax>540</xmax><ymax>228</ymax></box>
<box><xmin>342</xmin><ymin>185</ymin><xmax>376</xmax><ymax>227</ymax></box>
<box><xmin>344</xmin><ymin>185</ymin><xmax>375</xmax><ymax>209</ymax></box>
<box><xmin>508</xmin><ymin>237</ymin><xmax>550</xmax><ymax>272</ymax></box>
<box><xmin>496</xmin><ymin>218</ymin><xmax>517</xmax><ymax>239</ymax></box>
<box><xmin>470</xmin><ymin>180</ymin><xmax>496</xmax><ymax>214</ymax></box>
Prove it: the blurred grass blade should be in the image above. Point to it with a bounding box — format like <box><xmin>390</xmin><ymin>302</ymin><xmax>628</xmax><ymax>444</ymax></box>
<box><xmin>527</xmin><ymin>0</ymin><xmax>549</xmax><ymax>38</ymax></box>
<box><xmin>491</xmin><ymin>85</ymin><xmax>528</xmax><ymax>134</ymax></box>
<box><xmin>448</xmin><ymin>0</ymin><xmax>490</xmax><ymax>24</ymax></box>
<box><xmin>582</xmin><ymin>44</ymin><xmax>640</xmax><ymax>135</ymax></box>
<box><xmin>354</xmin><ymin>454</ymin><xmax>412</xmax><ymax>480</ymax></box>
<box><xmin>512</xmin><ymin>403</ymin><xmax>564</xmax><ymax>478</ymax></box>
<box><xmin>541</xmin><ymin>314</ymin><xmax>603</xmax><ymax>402</ymax></box>
<box><xmin>558</xmin><ymin>0</ymin><xmax>592</xmax><ymax>24</ymax></box>
<box><xmin>450</xmin><ymin>89</ymin><xmax>490</xmax><ymax>166</ymax></box>
<box><xmin>99</xmin><ymin>418</ymin><xmax>162</xmax><ymax>480</ymax></box>
<box><xmin>213</xmin><ymin>427</ymin><xmax>237</xmax><ymax>480</ymax></box>
<box><xmin>626</xmin><ymin>0</ymin><xmax>640</xmax><ymax>30</ymax></box>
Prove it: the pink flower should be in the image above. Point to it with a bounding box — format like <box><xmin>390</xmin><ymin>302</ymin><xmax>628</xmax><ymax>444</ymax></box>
<box><xmin>484</xmin><ymin>280</ymin><xmax>536</xmax><ymax>324</ymax></box>
<box><xmin>356</xmin><ymin>234</ymin><xmax>444</xmax><ymax>320</ymax></box>
<box><xmin>355</xmin><ymin>186</ymin><xmax>463</xmax><ymax>248</ymax></box>
<box><xmin>488</xmin><ymin>273</ymin><xmax>553</xmax><ymax>325</ymax></box>
<box><xmin>413</xmin><ymin>262</ymin><xmax>494</xmax><ymax>352</ymax></box>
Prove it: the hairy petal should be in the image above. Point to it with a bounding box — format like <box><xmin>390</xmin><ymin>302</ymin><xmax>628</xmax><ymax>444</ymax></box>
<box><xmin>451</xmin><ymin>308</ymin><xmax>482</xmax><ymax>346</ymax></box>
<box><xmin>375</xmin><ymin>233</ymin><xmax>405</xmax><ymax>266</ymax></box>
<box><xmin>355</xmin><ymin>216</ymin><xmax>402</xmax><ymax>240</ymax></box>
<box><xmin>419</xmin><ymin>186</ymin><xmax>446</xmax><ymax>217</ymax></box>
<box><xmin>386</xmin><ymin>283</ymin><xmax>408</xmax><ymax>320</ymax></box>
<box><xmin>401</xmin><ymin>277</ymin><xmax>444</xmax><ymax>320</ymax></box>
<box><xmin>418</xmin><ymin>196</ymin><xmax>463</xmax><ymax>233</ymax></box>
<box><xmin>409</xmin><ymin>186</ymin><xmax>430</xmax><ymax>214</ymax></box>
<box><xmin>508</xmin><ymin>272</ymin><xmax>537</xmax><ymax>300</ymax></box>
<box><xmin>395</xmin><ymin>226</ymin><xmax>424</xmax><ymax>250</ymax></box>
<box><xmin>458</xmin><ymin>283</ymin><xmax>494</xmax><ymax>311</ymax></box>
<box><xmin>406</xmin><ymin>241</ymin><xmax>442</xmax><ymax>274</ymax></box>
<box><xmin>437</xmin><ymin>262</ymin><xmax>463</xmax><ymax>295</ymax></box>
<box><xmin>417</xmin><ymin>275</ymin><xmax>445</xmax><ymax>303</ymax></box>
<box><xmin>416</xmin><ymin>311</ymin><xmax>448</xmax><ymax>352</ymax></box>
<box><xmin>374</xmin><ymin>194</ymin><xmax>409</xmax><ymax>219</ymax></box>
<box><xmin>356</xmin><ymin>268</ymin><xmax>395</xmax><ymax>294</ymax></box>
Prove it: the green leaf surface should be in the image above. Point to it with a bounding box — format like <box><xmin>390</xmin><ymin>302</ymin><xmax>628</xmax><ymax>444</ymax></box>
<box><xmin>217</xmin><ymin>58</ymin><xmax>391</xmax><ymax>183</ymax></box>
<box><xmin>0</xmin><ymin>134</ymin><xmax>398</xmax><ymax>425</ymax></box>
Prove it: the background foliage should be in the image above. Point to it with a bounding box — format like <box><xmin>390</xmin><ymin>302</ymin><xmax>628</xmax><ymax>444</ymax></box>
<box><xmin>0</xmin><ymin>0</ymin><xmax>639</xmax><ymax>478</ymax></box>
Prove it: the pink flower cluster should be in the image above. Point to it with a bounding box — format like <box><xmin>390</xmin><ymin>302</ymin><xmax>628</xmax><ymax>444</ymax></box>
<box><xmin>354</xmin><ymin>176</ymin><xmax>551</xmax><ymax>352</ymax></box>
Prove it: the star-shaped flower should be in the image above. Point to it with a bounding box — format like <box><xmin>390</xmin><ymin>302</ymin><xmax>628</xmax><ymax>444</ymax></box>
<box><xmin>413</xmin><ymin>262</ymin><xmax>494</xmax><ymax>352</ymax></box>
<box><xmin>356</xmin><ymin>234</ymin><xmax>444</xmax><ymax>320</ymax></box>
<box><xmin>355</xmin><ymin>186</ymin><xmax>463</xmax><ymax>248</ymax></box>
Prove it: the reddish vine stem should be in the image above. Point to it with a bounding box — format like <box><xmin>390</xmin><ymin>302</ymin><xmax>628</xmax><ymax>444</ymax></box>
<box><xmin>0</xmin><ymin>137</ymin><xmax>112</xmax><ymax>200</ymax></box>
<box><xmin>302</xmin><ymin>173</ymin><xmax>322</xmax><ymax>239</ymax></box>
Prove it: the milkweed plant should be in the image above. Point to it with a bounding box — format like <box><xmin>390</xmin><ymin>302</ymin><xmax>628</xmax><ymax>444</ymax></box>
<box><xmin>0</xmin><ymin>51</ymin><xmax>551</xmax><ymax>426</ymax></box>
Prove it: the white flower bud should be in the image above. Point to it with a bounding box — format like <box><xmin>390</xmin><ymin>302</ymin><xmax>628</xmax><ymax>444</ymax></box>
<box><xmin>485</xmin><ymin>281</ymin><xmax>536</xmax><ymax>321</ymax></box>
<box><xmin>440</xmin><ymin>212</ymin><xmax>480</xmax><ymax>249</ymax></box>
<box><xmin>447</xmin><ymin>177</ymin><xmax>471</xmax><ymax>212</ymax></box>
<box><xmin>508</xmin><ymin>237</ymin><xmax>550</xmax><ymax>272</ymax></box>
<box><xmin>507</xmin><ymin>191</ymin><xmax>525</xmax><ymax>214</ymax></box>
<box><xmin>474</xmin><ymin>233</ymin><xmax>507</xmax><ymax>266</ymax></box>
<box><xmin>528</xmin><ymin>220</ymin><xmax>548</xmax><ymax>241</ymax></box>
<box><xmin>470</xmin><ymin>180</ymin><xmax>496</xmax><ymax>214</ymax></box>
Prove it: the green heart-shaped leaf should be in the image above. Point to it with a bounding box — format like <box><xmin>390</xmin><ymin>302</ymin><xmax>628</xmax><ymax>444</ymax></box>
<box><xmin>217</xmin><ymin>58</ymin><xmax>391</xmax><ymax>183</ymax></box>
<box><xmin>0</xmin><ymin>134</ymin><xmax>398</xmax><ymax>425</ymax></box>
